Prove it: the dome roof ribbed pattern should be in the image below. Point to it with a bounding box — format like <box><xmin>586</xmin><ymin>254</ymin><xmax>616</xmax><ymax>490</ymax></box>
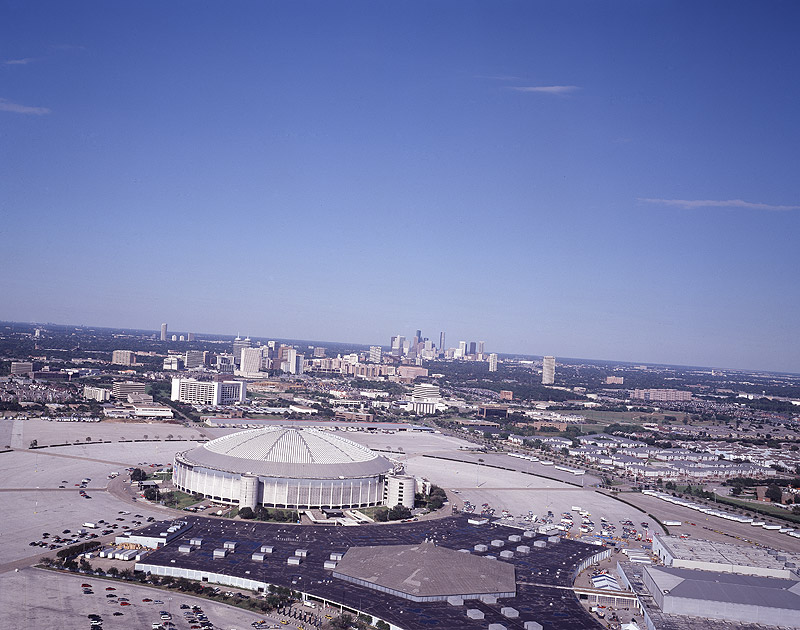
<box><xmin>205</xmin><ymin>427</ymin><xmax>376</xmax><ymax>465</ymax></box>
<box><xmin>177</xmin><ymin>426</ymin><xmax>393</xmax><ymax>479</ymax></box>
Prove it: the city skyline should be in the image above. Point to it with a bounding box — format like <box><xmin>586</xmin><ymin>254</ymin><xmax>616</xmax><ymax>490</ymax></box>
<box><xmin>2</xmin><ymin>2</ymin><xmax>799</xmax><ymax>373</ymax></box>
<box><xmin>5</xmin><ymin>316</ymin><xmax>800</xmax><ymax>376</ymax></box>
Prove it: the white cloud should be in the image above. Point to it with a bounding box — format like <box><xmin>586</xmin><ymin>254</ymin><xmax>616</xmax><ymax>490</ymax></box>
<box><xmin>0</xmin><ymin>98</ymin><xmax>50</xmax><ymax>115</ymax></box>
<box><xmin>508</xmin><ymin>85</ymin><xmax>580</xmax><ymax>95</ymax></box>
<box><xmin>638</xmin><ymin>198</ymin><xmax>800</xmax><ymax>212</ymax></box>
<box><xmin>4</xmin><ymin>57</ymin><xmax>35</xmax><ymax>65</ymax></box>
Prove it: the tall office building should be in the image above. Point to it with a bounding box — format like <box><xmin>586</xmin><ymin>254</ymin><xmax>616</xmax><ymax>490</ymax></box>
<box><xmin>542</xmin><ymin>356</ymin><xmax>556</xmax><ymax>385</ymax></box>
<box><xmin>240</xmin><ymin>347</ymin><xmax>263</xmax><ymax>374</ymax></box>
<box><xmin>160</xmin><ymin>323</ymin><xmax>168</xmax><ymax>342</ymax></box>
<box><xmin>369</xmin><ymin>346</ymin><xmax>382</xmax><ymax>363</ymax></box>
<box><xmin>477</xmin><ymin>341</ymin><xmax>485</xmax><ymax>356</ymax></box>
<box><xmin>232</xmin><ymin>336</ymin><xmax>251</xmax><ymax>367</ymax></box>
<box><xmin>187</xmin><ymin>332</ymin><xmax>195</xmax><ymax>342</ymax></box>
<box><xmin>111</xmin><ymin>350</ymin><xmax>136</xmax><ymax>366</ymax></box>
<box><xmin>112</xmin><ymin>381</ymin><xmax>147</xmax><ymax>400</ymax></box>
<box><xmin>488</xmin><ymin>353</ymin><xmax>498</xmax><ymax>372</ymax></box>
<box><xmin>468</xmin><ymin>341</ymin><xmax>477</xmax><ymax>356</ymax></box>
<box><xmin>10</xmin><ymin>361</ymin><xmax>34</xmax><ymax>376</ymax></box>
<box><xmin>84</xmin><ymin>386</ymin><xmax>110</xmax><ymax>402</ymax></box>
<box><xmin>284</xmin><ymin>348</ymin><xmax>298</xmax><ymax>374</ymax></box>
<box><xmin>391</xmin><ymin>335</ymin><xmax>406</xmax><ymax>357</ymax></box>
<box><xmin>281</xmin><ymin>349</ymin><xmax>304</xmax><ymax>375</ymax></box>
<box><xmin>184</xmin><ymin>350</ymin><xmax>204</xmax><ymax>369</ymax></box>
<box><xmin>216</xmin><ymin>353</ymin><xmax>235</xmax><ymax>374</ymax></box>
<box><xmin>171</xmin><ymin>377</ymin><xmax>246</xmax><ymax>406</ymax></box>
<box><xmin>411</xmin><ymin>383</ymin><xmax>441</xmax><ymax>415</ymax></box>
<box><xmin>439</xmin><ymin>332</ymin><xmax>445</xmax><ymax>356</ymax></box>
<box><xmin>458</xmin><ymin>341</ymin><xmax>467</xmax><ymax>357</ymax></box>
<box><xmin>164</xmin><ymin>356</ymin><xmax>184</xmax><ymax>370</ymax></box>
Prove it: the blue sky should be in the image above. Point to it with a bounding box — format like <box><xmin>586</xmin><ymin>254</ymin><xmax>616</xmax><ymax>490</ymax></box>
<box><xmin>1</xmin><ymin>1</ymin><xmax>799</xmax><ymax>372</ymax></box>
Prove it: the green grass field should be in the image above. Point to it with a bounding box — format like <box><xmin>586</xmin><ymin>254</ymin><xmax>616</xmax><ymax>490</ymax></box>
<box><xmin>164</xmin><ymin>490</ymin><xmax>201</xmax><ymax>509</ymax></box>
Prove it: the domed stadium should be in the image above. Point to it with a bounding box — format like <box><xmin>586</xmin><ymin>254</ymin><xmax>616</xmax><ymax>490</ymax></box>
<box><xmin>173</xmin><ymin>426</ymin><xmax>394</xmax><ymax>510</ymax></box>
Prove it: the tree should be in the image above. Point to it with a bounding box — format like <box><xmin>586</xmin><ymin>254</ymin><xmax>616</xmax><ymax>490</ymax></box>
<box><xmin>239</xmin><ymin>506</ymin><xmax>255</xmax><ymax>519</ymax></box>
<box><xmin>143</xmin><ymin>486</ymin><xmax>160</xmax><ymax>501</ymax></box>
<box><xmin>29</xmin><ymin>439</ymin><xmax>38</xmax><ymax>449</ymax></box>
<box><xmin>374</xmin><ymin>508</ymin><xmax>389</xmax><ymax>522</ymax></box>
<box><xmin>388</xmin><ymin>504</ymin><xmax>412</xmax><ymax>521</ymax></box>
<box><xmin>765</xmin><ymin>484</ymin><xmax>783</xmax><ymax>503</ymax></box>
<box><xmin>130</xmin><ymin>468</ymin><xmax>147</xmax><ymax>482</ymax></box>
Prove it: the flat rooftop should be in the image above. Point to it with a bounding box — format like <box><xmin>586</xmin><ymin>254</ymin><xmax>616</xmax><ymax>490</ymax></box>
<box><xmin>332</xmin><ymin>542</ymin><xmax>516</xmax><ymax>600</ymax></box>
<box><xmin>646</xmin><ymin>564</ymin><xmax>800</xmax><ymax>609</ymax></box>
<box><xmin>656</xmin><ymin>534</ymin><xmax>800</xmax><ymax>570</ymax></box>
<box><xmin>620</xmin><ymin>561</ymin><xmax>800</xmax><ymax>630</ymax></box>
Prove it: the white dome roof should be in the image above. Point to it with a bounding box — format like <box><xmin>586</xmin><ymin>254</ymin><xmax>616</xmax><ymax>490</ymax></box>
<box><xmin>178</xmin><ymin>427</ymin><xmax>392</xmax><ymax>479</ymax></box>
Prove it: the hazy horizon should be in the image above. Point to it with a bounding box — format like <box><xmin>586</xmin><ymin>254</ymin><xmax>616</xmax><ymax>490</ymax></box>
<box><xmin>4</xmin><ymin>317</ymin><xmax>797</xmax><ymax>377</ymax></box>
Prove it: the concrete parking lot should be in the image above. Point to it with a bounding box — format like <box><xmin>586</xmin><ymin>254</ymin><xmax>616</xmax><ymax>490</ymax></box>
<box><xmin>0</xmin><ymin>568</ymin><xmax>299</xmax><ymax>630</ymax></box>
<box><xmin>0</xmin><ymin>434</ymin><xmax>201</xmax><ymax>567</ymax></box>
<box><xmin>4</xmin><ymin>416</ymin><xmax>800</xmax><ymax>629</ymax></box>
<box><xmin>0</xmin><ymin>417</ymin><xmax>207</xmax><ymax>449</ymax></box>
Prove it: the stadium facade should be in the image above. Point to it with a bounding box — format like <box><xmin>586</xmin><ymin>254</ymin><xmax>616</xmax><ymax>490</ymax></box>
<box><xmin>173</xmin><ymin>426</ymin><xmax>396</xmax><ymax>510</ymax></box>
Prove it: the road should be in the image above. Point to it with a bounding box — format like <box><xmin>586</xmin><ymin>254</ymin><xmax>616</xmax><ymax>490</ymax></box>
<box><xmin>611</xmin><ymin>491</ymin><xmax>800</xmax><ymax>552</ymax></box>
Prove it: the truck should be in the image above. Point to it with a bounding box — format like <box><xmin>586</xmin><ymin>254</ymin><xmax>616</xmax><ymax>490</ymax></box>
<box><xmin>83</xmin><ymin>522</ymin><xmax>99</xmax><ymax>529</ymax></box>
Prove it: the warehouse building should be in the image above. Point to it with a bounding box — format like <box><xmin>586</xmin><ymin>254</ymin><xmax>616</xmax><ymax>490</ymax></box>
<box><xmin>642</xmin><ymin>564</ymin><xmax>800</xmax><ymax>626</ymax></box>
<box><xmin>653</xmin><ymin>534</ymin><xmax>800</xmax><ymax>579</ymax></box>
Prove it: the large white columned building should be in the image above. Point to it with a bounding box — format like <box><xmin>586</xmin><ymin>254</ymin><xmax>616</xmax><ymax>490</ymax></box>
<box><xmin>173</xmin><ymin>426</ymin><xmax>395</xmax><ymax>510</ymax></box>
